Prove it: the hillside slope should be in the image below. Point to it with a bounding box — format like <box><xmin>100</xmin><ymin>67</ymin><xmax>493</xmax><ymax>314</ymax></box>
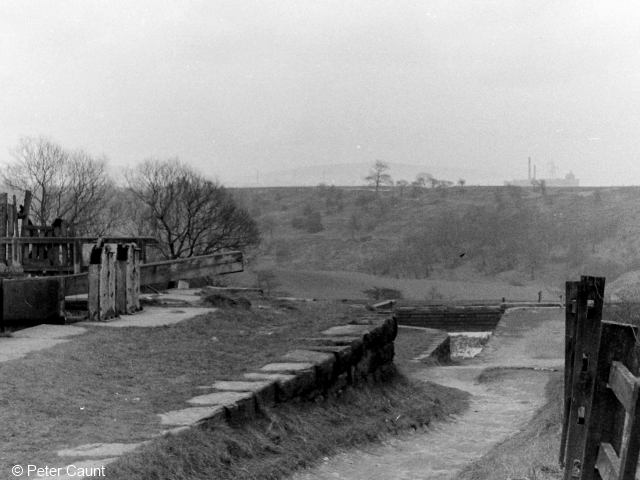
<box><xmin>232</xmin><ymin>185</ymin><xmax>640</xmax><ymax>295</ymax></box>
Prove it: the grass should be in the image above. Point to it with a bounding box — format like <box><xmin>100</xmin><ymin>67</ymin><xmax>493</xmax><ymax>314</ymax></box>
<box><xmin>231</xmin><ymin>267</ymin><xmax>553</xmax><ymax>302</ymax></box>
<box><xmin>238</xmin><ymin>185</ymin><xmax>640</xmax><ymax>292</ymax></box>
<box><xmin>0</xmin><ymin>299</ymin><xmax>362</xmax><ymax>471</ymax></box>
<box><xmin>104</xmin><ymin>367</ymin><xmax>469</xmax><ymax>480</ymax></box>
<box><xmin>456</xmin><ymin>371</ymin><xmax>564</xmax><ymax>480</ymax></box>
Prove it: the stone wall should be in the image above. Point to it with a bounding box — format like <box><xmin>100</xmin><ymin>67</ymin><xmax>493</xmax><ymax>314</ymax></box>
<box><xmin>161</xmin><ymin>315</ymin><xmax>398</xmax><ymax>428</ymax></box>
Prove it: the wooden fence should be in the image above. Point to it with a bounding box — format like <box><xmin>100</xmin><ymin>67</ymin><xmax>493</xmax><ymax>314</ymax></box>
<box><xmin>560</xmin><ymin>276</ymin><xmax>640</xmax><ymax>480</ymax></box>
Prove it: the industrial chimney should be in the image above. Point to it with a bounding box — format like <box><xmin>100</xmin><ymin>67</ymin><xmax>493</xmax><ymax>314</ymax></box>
<box><xmin>528</xmin><ymin>157</ymin><xmax>531</xmax><ymax>180</ymax></box>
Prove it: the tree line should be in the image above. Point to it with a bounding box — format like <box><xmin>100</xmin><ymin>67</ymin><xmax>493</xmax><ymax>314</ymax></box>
<box><xmin>2</xmin><ymin>136</ymin><xmax>259</xmax><ymax>259</ymax></box>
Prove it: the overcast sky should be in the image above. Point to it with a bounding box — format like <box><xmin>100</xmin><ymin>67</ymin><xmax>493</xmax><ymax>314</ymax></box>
<box><xmin>1</xmin><ymin>1</ymin><xmax>640</xmax><ymax>186</ymax></box>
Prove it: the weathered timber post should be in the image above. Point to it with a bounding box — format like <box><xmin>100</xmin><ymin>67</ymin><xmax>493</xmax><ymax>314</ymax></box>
<box><xmin>72</xmin><ymin>239</ymin><xmax>82</xmax><ymax>274</ymax></box>
<box><xmin>563</xmin><ymin>276</ymin><xmax>605</xmax><ymax>480</ymax></box>
<box><xmin>115</xmin><ymin>245</ymin><xmax>127</xmax><ymax>315</ymax></box>
<box><xmin>0</xmin><ymin>193</ymin><xmax>7</xmax><ymax>265</ymax></box>
<box><xmin>127</xmin><ymin>245</ymin><xmax>141</xmax><ymax>313</ymax></box>
<box><xmin>0</xmin><ymin>279</ymin><xmax>4</xmax><ymax>333</ymax></box>
<box><xmin>115</xmin><ymin>244</ymin><xmax>140</xmax><ymax>315</ymax></box>
<box><xmin>585</xmin><ymin>321</ymin><xmax>640</xmax><ymax>480</ymax></box>
<box><xmin>88</xmin><ymin>244</ymin><xmax>117</xmax><ymax>321</ymax></box>
<box><xmin>560</xmin><ymin>281</ymin><xmax>580</xmax><ymax>466</ymax></box>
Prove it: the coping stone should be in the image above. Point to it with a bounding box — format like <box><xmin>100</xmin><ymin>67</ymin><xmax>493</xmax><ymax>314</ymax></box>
<box><xmin>187</xmin><ymin>390</ymin><xmax>254</xmax><ymax>406</ymax></box>
<box><xmin>57</xmin><ymin>442</ymin><xmax>143</xmax><ymax>458</ymax></box>
<box><xmin>281</xmin><ymin>349</ymin><xmax>335</xmax><ymax>365</ymax></box>
<box><xmin>243</xmin><ymin>372</ymin><xmax>297</xmax><ymax>383</ymax></box>
<box><xmin>205</xmin><ymin>380</ymin><xmax>277</xmax><ymax>408</ymax></box>
<box><xmin>260</xmin><ymin>362</ymin><xmax>315</xmax><ymax>372</ymax></box>
<box><xmin>207</xmin><ymin>380</ymin><xmax>273</xmax><ymax>391</ymax></box>
<box><xmin>321</xmin><ymin>324</ymin><xmax>372</xmax><ymax>337</ymax></box>
<box><xmin>158</xmin><ymin>406</ymin><xmax>225</xmax><ymax>425</ymax></box>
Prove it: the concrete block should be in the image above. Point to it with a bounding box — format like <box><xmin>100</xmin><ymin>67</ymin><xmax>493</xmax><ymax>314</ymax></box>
<box><xmin>187</xmin><ymin>391</ymin><xmax>254</xmax><ymax>406</ymax></box>
<box><xmin>3</xmin><ymin>277</ymin><xmax>65</xmax><ymax>324</ymax></box>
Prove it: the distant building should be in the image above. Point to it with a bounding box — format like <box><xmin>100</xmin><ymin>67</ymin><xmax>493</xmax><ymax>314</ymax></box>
<box><xmin>505</xmin><ymin>158</ymin><xmax>579</xmax><ymax>187</ymax></box>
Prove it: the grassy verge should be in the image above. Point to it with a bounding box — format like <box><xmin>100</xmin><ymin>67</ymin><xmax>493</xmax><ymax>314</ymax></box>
<box><xmin>456</xmin><ymin>371</ymin><xmax>564</xmax><ymax>480</ymax></box>
<box><xmin>105</xmin><ymin>367</ymin><xmax>469</xmax><ymax>480</ymax></box>
<box><xmin>0</xmin><ymin>299</ymin><xmax>360</xmax><ymax>471</ymax></box>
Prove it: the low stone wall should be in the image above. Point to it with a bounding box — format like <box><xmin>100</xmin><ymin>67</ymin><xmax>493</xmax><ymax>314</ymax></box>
<box><xmin>159</xmin><ymin>315</ymin><xmax>398</xmax><ymax>428</ymax></box>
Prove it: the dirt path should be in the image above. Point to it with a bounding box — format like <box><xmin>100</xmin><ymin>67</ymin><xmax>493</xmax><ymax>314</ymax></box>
<box><xmin>290</xmin><ymin>307</ymin><xmax>564</xmax><ymax>480</ymax></box>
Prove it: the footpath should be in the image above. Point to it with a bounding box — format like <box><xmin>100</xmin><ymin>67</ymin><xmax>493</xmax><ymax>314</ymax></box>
<box><xmin>0</xmin><ymin>290</ymin><xmax>216</xmax><ymax>480</ymax></box>
<box><xmin>290</xmin><ymin>307</ymin><xmax>564</xmax><ymax>480</ymax></box>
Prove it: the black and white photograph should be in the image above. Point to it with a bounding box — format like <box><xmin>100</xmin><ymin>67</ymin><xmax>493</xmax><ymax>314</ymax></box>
<box><xmin>0</xmin><ymin>1</ymin><xmax>639</xmax><ymax>479</ymax></box>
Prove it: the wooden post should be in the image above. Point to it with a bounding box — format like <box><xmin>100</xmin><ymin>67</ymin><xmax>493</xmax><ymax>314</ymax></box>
<box><xmin>561</xmin><ymin>281</ymin><xmax>580</xmax><ymax>466</ymax></box>
<box><xmin>563</xmin><ymin>276</ymin><xmax>605</xmax><ymax>480</ymax></box>
<box><xmin>0</xmin><ymin>193</ymin><xmax>7</xmax><ymax>265</ymax></box>
<box><xmin>128</xmin><ymin>245</ymin><xmax>141</xmax><ymax>312</ymax></box>
<box><xmin>585</xmin><ymin>321</ymin><xmax>640</xmax><ymax>480</ymax></box>
<box><xmin>20</xmin><ymin>190</ymin><xmax>31</xmax><ymax>237</ymax></box>
<box><xmin>88</xmin><ymin>246</ymin><xmax>101</xmax><ymax>321</ymax></box>
<box><xmin>0</xmin><ymin>279</ymin><xmax>4</xmax><ymax>334</ymax></box>
<box><xmin>72</xmin><ymin>239</ymin><xmax>82</xmax><ymax>274</ymax></box>
<box><xmin>115</xmin><ymin>244</ymin><xmax>127</xmax><ymax>315</ymax></box>
<box><xmin>99</xmin><ymin>245</ymin><xmax>116</xmax><ymax>320</ymax></box>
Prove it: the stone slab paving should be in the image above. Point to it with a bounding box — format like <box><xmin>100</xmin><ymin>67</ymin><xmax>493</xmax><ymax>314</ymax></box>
<box><xmin>0</xmin><ymin>325</ymin><xmax>87</xmax><ymax>363</ymax></box>
<box><xmin>198</xmin><ymin>380</ymin><xmax>274</xmax><ymax>391</ymax></box>
<box><xmin>57</xmin><ymin>442</ymin><xmax>144</xmax><ymax>458</ymax></box>
<box><xmin>187</xmin><ymin>390</ymin><xmax>254</xmax><ymax>406</ymax></box>
<box><xmin>260</xmin><ymin>362</ymin><xmax>315</xmax><ymax>372</ymax></box>
<box><xmin>243</xmin><ymin>372</ymin><xmax>297</xmax><ymax>383</ymax></box>
<box><xmin>79</xmin><ymin>306</ymin><xmax>215</xmax><ymax>328</ymax></box>
<box><xmin>158</xmin><ymin>406</ymin><xmax>226</xmax><ymax>426</ymax></box>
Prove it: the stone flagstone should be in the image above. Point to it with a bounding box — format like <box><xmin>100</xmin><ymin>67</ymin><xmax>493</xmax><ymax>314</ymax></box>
<box><xmin>260</xmin><ymin>362</ymin><xmax>314</xmax><ymax>372</ymax></box>
<box><xmin>158</xmin><ymin>405</ymin><xmax>225</xmax><ymax>425</ymax></box>
<box><xmin>57</xmin><ymin>442</ymin><xmax>143</xmax><ymax>458</ymax></box>
<box><xmin>187</xmin><ymin>390</ymin><xmax>253</xmax><ymax>406</ymax></box>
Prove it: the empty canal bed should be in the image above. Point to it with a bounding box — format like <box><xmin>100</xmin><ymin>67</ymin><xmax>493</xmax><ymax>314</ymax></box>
<box><xmin>289</xmin><ymin>307</ymin><xmax>564</xmax><ymax>480</ymax></box>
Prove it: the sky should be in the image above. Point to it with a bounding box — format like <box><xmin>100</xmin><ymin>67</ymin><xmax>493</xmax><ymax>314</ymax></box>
<box><xmin>1</xmin><ymin>1</ymin><xmax>640</xmax><ymax>186</ymax></box>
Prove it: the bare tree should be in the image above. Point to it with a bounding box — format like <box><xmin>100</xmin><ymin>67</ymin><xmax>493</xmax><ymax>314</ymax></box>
<box><xmin>365</xmin><ymin>160</ymin><xmax>392</xmax><ymax>193</ymax></box>
<box><xmin>126</xmin><ymin>158</ymin><xmax>260</xmax><ymax>259</ymax></box>
<box><xmin>2</xmin><ymin>136</ymin><xmax>113</xmax><ymax>234</ymax></box>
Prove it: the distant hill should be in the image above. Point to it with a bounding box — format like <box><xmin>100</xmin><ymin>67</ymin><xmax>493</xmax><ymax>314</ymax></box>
<box><xmin>223</xmin><ymin>162</ymin><xmax>498</xmax><ymax>187</ymax></box>
<box><xmin>232</xmin><ymin>185</ymin><xmax>639</xmax><ymax>294</ymax></box>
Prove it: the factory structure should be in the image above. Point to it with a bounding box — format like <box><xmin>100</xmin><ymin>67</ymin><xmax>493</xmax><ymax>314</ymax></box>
<box><xmin>505</xmin><ymin>157</ymin><xmax>579</xmax><ymax>187</ymax></box>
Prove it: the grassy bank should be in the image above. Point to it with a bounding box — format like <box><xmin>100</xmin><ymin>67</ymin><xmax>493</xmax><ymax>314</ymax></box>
<box><xmin>105</xmin><ymin>367</ymin><xmax>469</xmax><ymax>480</ymax></box>
<box><xmin>0</xmin><ymin>299</ymin><xmax>360</xmax><ymax>471</ymax></box>
<box><xmin>456</xmin><ymin>371</ymin><xmax>564</xmax><ymax>480</ymax></box>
